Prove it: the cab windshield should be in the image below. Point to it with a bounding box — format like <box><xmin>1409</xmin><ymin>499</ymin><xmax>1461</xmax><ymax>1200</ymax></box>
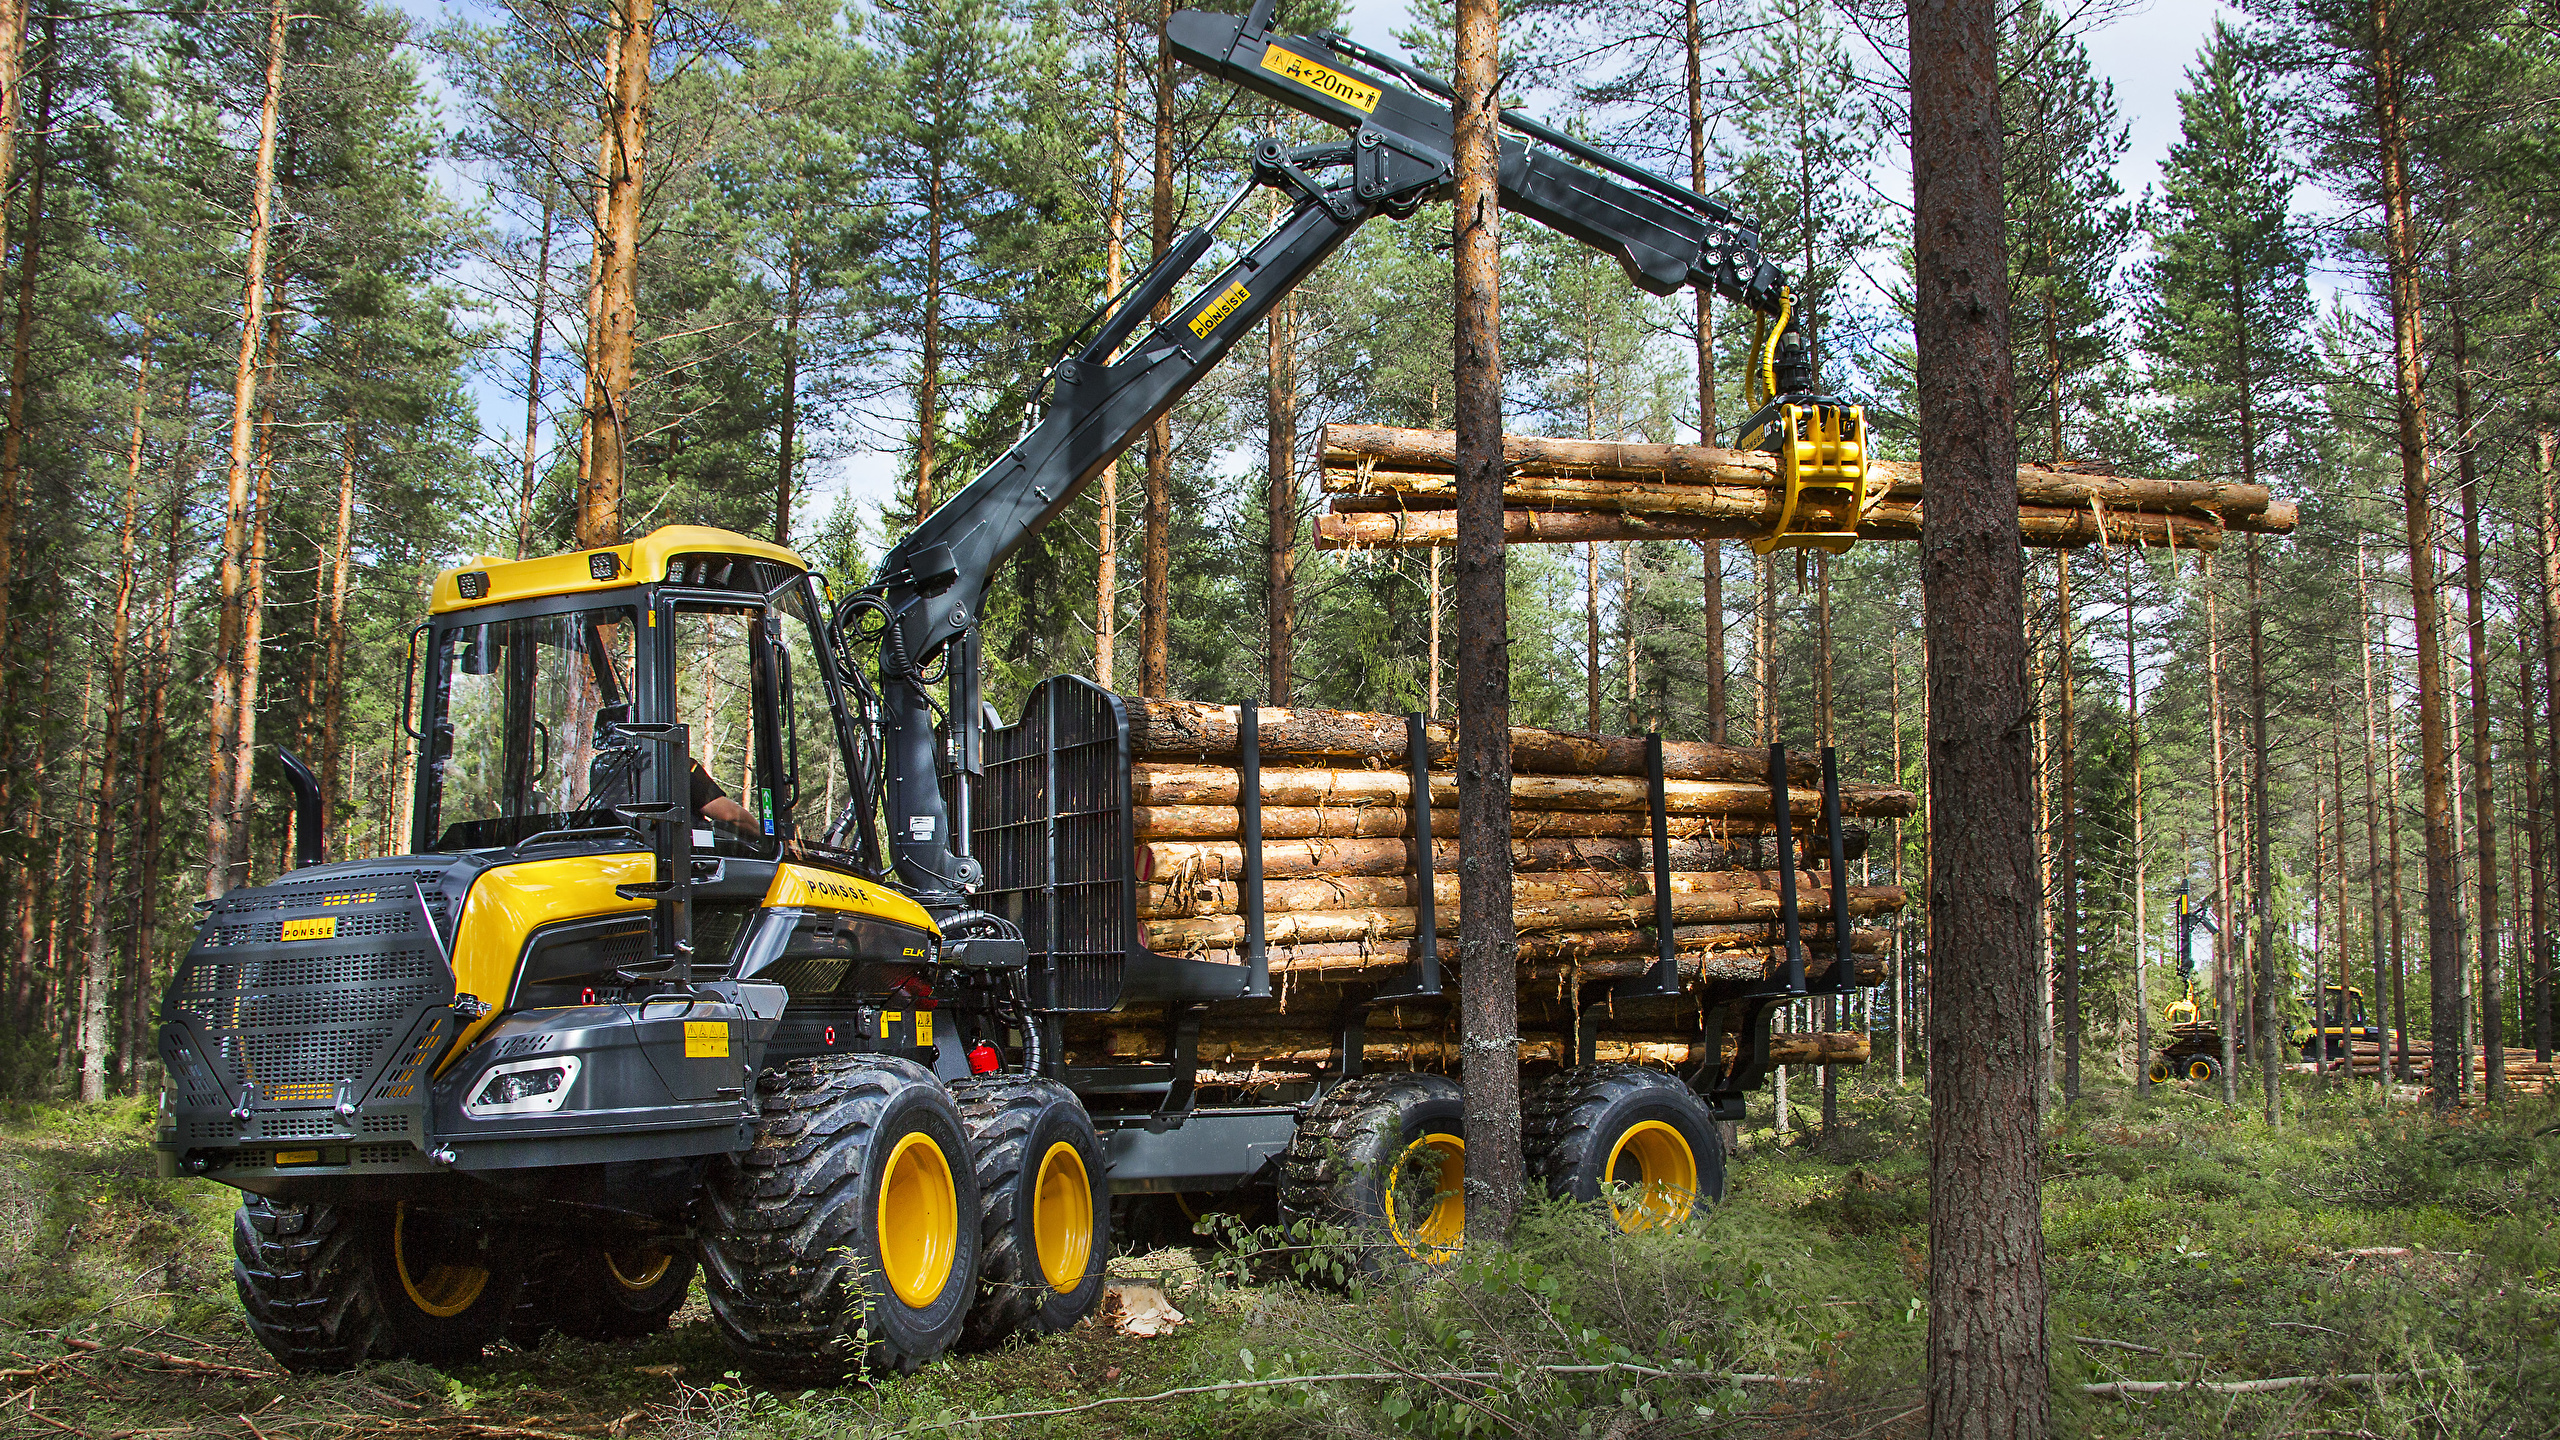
<box><xmin>423</xmin><ymin>605</ymin><xmax>636</xmax><ymax>851</ymax></box>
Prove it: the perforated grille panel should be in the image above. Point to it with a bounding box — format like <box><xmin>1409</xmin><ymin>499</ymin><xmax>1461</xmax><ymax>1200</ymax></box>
<box><xmin>161</xmin><ymin>865</ymin><xmax>457</xmax><ymax>1118</ymax></box>
<box><xmin>972</xmin><ymin>677</ymin><xmax>1128</xmax><ymax>1011</ymax></box>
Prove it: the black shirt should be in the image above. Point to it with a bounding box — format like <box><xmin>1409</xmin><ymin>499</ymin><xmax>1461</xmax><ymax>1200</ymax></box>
<box><xmin>689</xmin><ymin>761</ymin><xmax>728</xmax><ymax>819</ymax></box>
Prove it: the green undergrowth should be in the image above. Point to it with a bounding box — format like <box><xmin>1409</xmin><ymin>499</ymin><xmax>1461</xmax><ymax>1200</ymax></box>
<box><xmin>1</xmin><ymin>1078</ymin><xmax>2552</xmax><ymax>1439</ymax></box>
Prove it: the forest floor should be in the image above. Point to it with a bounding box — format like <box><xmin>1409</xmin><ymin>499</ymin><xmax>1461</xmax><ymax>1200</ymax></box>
<box><xmin>0</xmin><ymin>1076</ymin><xmax>2551</xmax><ymax>1440</ymax></box>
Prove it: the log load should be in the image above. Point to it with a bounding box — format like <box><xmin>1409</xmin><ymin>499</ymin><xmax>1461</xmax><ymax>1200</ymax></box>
<box><xmin>1315</xmin><ymin>423</ymin><xmax>2299</xmax><ymax>553</ymax></box>
<box><xmin>1082</xmin><ymin>694</ymin><xmax>1910</xmax><ymax>1075</ymax></box>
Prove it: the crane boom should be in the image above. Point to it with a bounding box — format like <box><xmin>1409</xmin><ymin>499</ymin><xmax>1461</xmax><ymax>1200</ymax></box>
<box><xmin>855</xmin><ymin>5</ymin><xmax>1852</xmax><ymax>905</ymax></box>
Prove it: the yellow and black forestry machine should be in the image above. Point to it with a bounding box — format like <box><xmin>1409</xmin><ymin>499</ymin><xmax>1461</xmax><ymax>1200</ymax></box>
<box><xmin>154</xmin><ymin>4</ymin><xmax>1875</xmax><ymax>1380</ymax></box>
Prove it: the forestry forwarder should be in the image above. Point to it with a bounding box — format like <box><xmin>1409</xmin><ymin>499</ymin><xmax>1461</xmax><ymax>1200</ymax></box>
<box><xmin>155</xmin><ymin>4</ymin><xmax>1873</xmax><ymax>1381</ymax></box>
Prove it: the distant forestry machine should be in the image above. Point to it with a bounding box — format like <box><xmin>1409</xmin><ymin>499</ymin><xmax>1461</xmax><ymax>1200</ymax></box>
<box><xmin>155</xmin><ymin>5</ymin><xmax>1884</xmax><ymax>1382</ymax></box>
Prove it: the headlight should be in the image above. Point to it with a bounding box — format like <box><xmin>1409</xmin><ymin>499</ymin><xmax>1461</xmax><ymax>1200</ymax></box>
<box><xmin>464</xmin><ymin>1055</ymin><xmax>583</xmax><ymax>1117</ymax></box>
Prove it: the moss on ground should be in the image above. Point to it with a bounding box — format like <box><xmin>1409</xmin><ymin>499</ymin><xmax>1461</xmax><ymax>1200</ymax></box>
<box><xmin>2</xmin><ymin>1077</ymin><xmax>2551</xmax><ymax>1438</ymax></box>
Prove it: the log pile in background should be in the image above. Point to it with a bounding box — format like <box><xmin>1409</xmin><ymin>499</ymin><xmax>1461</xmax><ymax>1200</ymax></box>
<box><xmin>1313</xmin><ymin>424</ymin><xmax>2299</xmax><ymax>553</ymax></box>
<box><xmin>2332</xmin><ymin>1040</ymin><xmax>2554</xmax><ymax>1095</ymax></box>
<box><xmin>1071</xmin><ymin>700</ymin><xmax>1912</xmax><ymax>1078</ymax></box>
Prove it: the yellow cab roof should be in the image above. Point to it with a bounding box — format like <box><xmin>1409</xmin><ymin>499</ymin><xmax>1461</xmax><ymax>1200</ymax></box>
<box><xmin>428</xmin><ymin>525</ymin><xmax>808</xmax><ymax>614</ymax></box>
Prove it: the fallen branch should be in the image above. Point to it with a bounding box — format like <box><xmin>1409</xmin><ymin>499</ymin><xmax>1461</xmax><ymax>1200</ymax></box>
<box><xmin>2081</xmin><ymin>1368</ymin><xmax>2448</xmax><ymax>1398</ymax></box>
<box><xmin>899</xmin><ymin>1362</ymin><xmax>1812</xmax><ymax>1432</ymax></box>
<box><xmin>57</xmin><ymin>1337</ymin><xmax>276</xmax><ymax>1381</ymax></box>
<box><xmin>2069</xmin><ymin>1335</ymin><xmax>2204</xmax><ymax>1360</ymax></box>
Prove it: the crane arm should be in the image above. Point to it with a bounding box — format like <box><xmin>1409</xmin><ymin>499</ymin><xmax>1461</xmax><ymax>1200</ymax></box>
<box><xmin>858</xmin><ymin>5</ymin><xmax>1850</xmax><ymax>904</ymax></box>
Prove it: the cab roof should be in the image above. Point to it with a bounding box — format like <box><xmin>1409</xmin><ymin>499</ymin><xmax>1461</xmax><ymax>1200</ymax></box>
<box><xmin>427</xmin><ymin>525</ymin><xmax>809</xmax><ymax>615</ymax></box>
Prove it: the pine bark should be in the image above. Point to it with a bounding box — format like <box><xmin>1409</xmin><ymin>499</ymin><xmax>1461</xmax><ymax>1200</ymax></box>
<box><xmin>1909</xmin><ymin>0</ymin><xmax>2047</xmax><ymax>1423</ymax></box>
<box><xmin>2448</xmin><ymin>282</ymin><xmax>2502</xmax><ymax>1096</ymax></box>
<box><xmin>2247</xmin><ymin>537</ymin><xmax>2277</xmax><ymax>1123</ymax></box>
<box><xmin>2057</xmin><ymin>554</ymin><xmax>2079</xmax><ymax>1101</ymax></box>
<box><xmin>579</xmin><ymin>0</ymin><xmax>653</xmax><ymax>549</ymax></box>
<box><xmin>517</xmin><ymin>194</ymin><xmax>551</xmax><ymax>558</ymax></box>
<box><xmin>79</xmin><ymin>322</ymin><xmax>150</xmax><ymax>1100</ymax></box>
<box><xmin>1137</xmin><ymin>0</ymin><xmax>1174</xmax><ymax>695</ymax></box>
<box><xmin>2368</xmin><ymin>11</ymin><xmax>2461</xmax><ymax>1111</ymax></box>
<box><xmin>1452</xmin><ymin>0</ymin><xmax>1521</xmax><ymax>1244</ymax></box>
<box><xmin>1267</xmin><ymin>288</ymin><xmax>1295</xmax><ymax>703</ymax></box>
<box><xmin>207</xmin><ymin>0</ymin><xmax>286</xmax><ymax>899</ymax></box>
<box><xmin>775</xmin><ymin>238</ymin><xmax>800</xmax><ymax>543</ymax></box>
<box><xmin>1095</xmin><ymin>16</ymin><xmax>1126</xmax><ymax>688</ymax></box>
<box><xmin>0</xmin><ymin>0</ymin><xmax>34</xmax><ymax>660</ymax></box>
<box><xmin>2358</xmin><ymin>547</ymin><xmax>2391</xmax><ymax>1081</ymax></box>
<box><xmin>320</xmin><ymin>400</ymin><xmax>357</xmax><ymax>850</ymax></box>
<box><xmin>128</xmin><ymin>444</ymin><xmax>184</xmax><ymax>1088</ymax></box>
<box><xmin>2126</xmin><ymin>550</ymin><xmax>2147</xmax><ymax>1088</ymax></box>
<box><xmin>2205</xmin><ymin>557</ymin><xmax>2239</xmax><ymax>1101</ymax></box>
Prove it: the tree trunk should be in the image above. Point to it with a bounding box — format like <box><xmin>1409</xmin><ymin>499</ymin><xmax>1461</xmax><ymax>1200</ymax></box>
<box><xmin>320</xmin><ymin>399</ymin><xmax>358</xmax><ymax>853</ymax></box>
<box><xmin>80</xmin><ymin>320</ymin><xmax>151</xmax><ymax>1100</ymax></box>
<box><xmin>2057</xmin><ymin>553</ymin><xmax>2079</xmax><ymax>1101</ymax></box>
<box><xmin>2449</xmin><ymin>282</ymin><xmax>2502</xmax><ymax>1097</ymax></box>
<box><xmin>125</xmin><ymin>407</ymin><xmax>187</xmax><ymax>1089</ymax></box>
<box><xmin>1137</xmin><ymin>0</ymin><xmax>1174</xmax><ymax>696</ymax></box>
<box><xmin>229</xmin><ymin>300</ymin><xmax>285</xmax><ymax>891</ymax></box>
<box><xmin>0</xmin><ymin>0</ymin><xmax>37</xmax><ymax>670</ymax></box>
<box><xmin>2247</xmin><ymin>537</ymin><xmax>2277</xmax><ymax>1124</ymax></box>
<box><xmin>2367</xmin><ymin>9</ymin><xmax>2459</xmax><ymax>1111</ymax></box>
<box><xmin>1585</xmin><ymin>542</ymin><xmax>1601</xmax><ymax>733</ymax></box>
<box><xmin>1908</xmin><ymin>0</ymin><xmax>2046</xmax><ymax>1424</ymax></box>
<box><xmin>916</xmin><ymin>167</ymin><xmax>943</xmax><ymax>524</ymax></box>
<box><xmin>2538</xmin><ymin>426</ymin><xmax>2559</xmax><ymax>1061</ymax></box>
<box><xmin>2126</xmin><ymin>549</ymin><xmax>2147</xmax><ymax>1089</ymax></box>
<box><xmin>580</xmin><ymin>0</ymin><xmax>653</xmax><ymax>550</ymax></box>
<box><xmin>207</xmin><ymin>0</ymin><xmax>285</xmax><ymax>899</ymax></box>
<box><xmin>1893</xmin><ymin>641</ymin><xmax>1907</xmax><ymax>1083</ymax></box>
<box><xmin>1685</xmin><ymin>0</ymin><xmax>1723</xmax><ymax>743</ymax></box>
<box><xmin>517</xmin><ymin>193</ymin><xmax>552</xmax><ymax>558</ymax></box>
<box><xmin>1267</xmin><ymin>287</ymin><xmax>1295</xmax><ymax>703</ymax></box>
<box><xmin>2384</xmin><ymin>630</ymin><xmax>2411</xmax><ymax>1078</ymax></box>
<box><xmin>1095</xmin><ymin>18</ymin><xmax>1126</xmax><ymax>688</ymax></box>
<box><xmin>2204</xmin><ymin>557</ymin><xmax>2238</xmax><ymax>1102</ymax></box>
<box><xmin>776</xmin><ymin>238</ymin><xmax>800</xmax><ymax>544</ymax></box>
<box><xmin>1452</xmin><ymin>0</ymin><xmax>1521</xmax><ymax>1245</ymax></box>
<box><xmin>2359</xmin><ymin>547</ymin><xmax>2390</xmax><ymax>1082</ymax></box>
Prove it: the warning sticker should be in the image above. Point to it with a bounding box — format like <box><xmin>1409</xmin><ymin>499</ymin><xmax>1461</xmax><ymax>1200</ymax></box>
<box><xmin>281</xmin><ymin>917</ymin><xmax>337</xmax><ymax>942</ymax></box>
<box><xmin>917</xmin><ymin>1011</ymin><xmax>934</xmax><ymax>1048</ymax></box>
<box><xmin>684</xmin><ymin>1020</ymin><xmax>730</xmax><ymax>1058</ymax></box>
<box><xmin>1259</xmin><ymin>43</ymin><xmax>1380</xmax><ymax>112</ymax></box>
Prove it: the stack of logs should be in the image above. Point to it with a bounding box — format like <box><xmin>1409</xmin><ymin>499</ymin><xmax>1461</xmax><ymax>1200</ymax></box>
<box><xmin>1313</xmin><ymin>424</ymin><xmax>2299</xmax><ymax>553</ymax></box>
<box><xmin>1060</xmin><ymin>700</ymin><xmax>1912</xmax><ymax>1085</ymax></box>
<box><xmin>2330</xmin><ymin>1040</ymin><xmax>2556</xmax><ymax>1096</ymax></box>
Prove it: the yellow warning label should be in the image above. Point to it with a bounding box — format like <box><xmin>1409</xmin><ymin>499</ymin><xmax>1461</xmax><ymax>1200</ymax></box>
<box><xmin>281</xmin><ymin>917</ymin><xmax>337</xmax><ymax>942</ymax></box>
<box><xmin>1259</xmin><ymin>43</ymin><xmax>1379</xmax><ymax>112</ymax></box>
<box><xmin>917</xmin><ymin>1011</ymin><xmax>933</xmax><ymax>1048</ymax></box>
<box><xmin>1189</xmin><ymin>280</ymin><xmax>1252</xmax><ymax>339</ymax></box>
<box><xmin>272</xmin><ymin>1149</ymin><xmax>322</xmax><ymax>1166</ymax></box>
<box><xmin>684</xmin><ymin>1020</ymin><xmax>730</xmax><ymax>1058</ymax></box>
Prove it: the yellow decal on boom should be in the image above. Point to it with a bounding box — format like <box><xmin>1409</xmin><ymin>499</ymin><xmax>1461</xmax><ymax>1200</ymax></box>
<box><xmin>1259</xmin><ymin>43</ymin><xmax>1379</xmax><ymax>112</ymax></box>
<box><xmin>1189</xmin><ymin>281</ymin><xmax>1252</xmax><ymax>339</ymax></box>
<box><xmin>281</xmin><ymin>917</ymin><xmax>337</xmax><ymax>942</ymax></box>
<box><xmin>684</xmin><ymin>1020</ymin><xmax>730</xmax><ymax>1058</ymax></box>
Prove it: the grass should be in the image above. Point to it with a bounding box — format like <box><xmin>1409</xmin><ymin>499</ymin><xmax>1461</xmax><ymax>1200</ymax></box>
<box><xmin>1</xmin><ymin>1076</ymin><xmax>2552</xmax><ymax>1439</ymax></box>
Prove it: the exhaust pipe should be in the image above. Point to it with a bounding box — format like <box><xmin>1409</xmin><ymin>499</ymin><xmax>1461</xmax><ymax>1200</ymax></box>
<box><xmin>275</xmin><ymin>747</ymin><xmax>324</xmax><ymax>869</ymax></box>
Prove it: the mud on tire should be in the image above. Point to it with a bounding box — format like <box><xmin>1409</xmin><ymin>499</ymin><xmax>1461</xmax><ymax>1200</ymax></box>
<box><xmin>1524</xmin><ymin>1063</ymin><xmax>1724</xmax><ymax>1228</ymax></box>
<box><xmin>698</xmin><ymin>1055</ymin><xmax>979</xmax><ymax>1382</ymax></box>
<box><xmin>950</xmin><ymin>1075</ymin><xmax>1109</xmax><ymax>1349</ymax></box>
<box><xmin>1278</xmin><ymin>1071</ymin><xmax>1466</xmax><ymax>1279</ymax></box>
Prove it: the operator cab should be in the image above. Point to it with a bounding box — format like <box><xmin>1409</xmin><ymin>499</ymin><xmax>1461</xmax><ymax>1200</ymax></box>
<box><xmin>415</xmin><ymin>529</ymin><xmax>870</xmax><ymax>966</ymax></box>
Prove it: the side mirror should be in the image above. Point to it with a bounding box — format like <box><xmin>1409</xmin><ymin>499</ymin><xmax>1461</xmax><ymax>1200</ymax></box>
<box><xmin>593</xmin><ymin>702</ymin><xmax>632</xmax><ymax>740</ymax></box>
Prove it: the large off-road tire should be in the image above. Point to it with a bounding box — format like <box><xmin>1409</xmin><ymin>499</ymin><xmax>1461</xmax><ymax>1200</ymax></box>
<box><xmin>950</xmin><ymin>1075</ymin><xmax>1110</xmax><ymax>1349</ymax></box>
<box><xmin>699</xmin><ymin>1056</ymin><xmax>980</xmax><ymax>1382</ymax></box>
<box><xmin>1524</xmin><ymin>1064</ymin><xmax>1724</xmax><ymax>1229</ymax></box>
<box><xmin>2184</xmin><ymin>1053</ymin><xmax>2222</xmax><ymax>1084</ymax></box>
<box><xmin>235</xmin><ymin>1199</ymin><xmax>522</xmax><ymax>1371</ymax></box>
<box><xmin>2145</xmin><ymin>1056</ymin><xmax>2175</xmax><ymax>1085</ymax></box>
<box><xmin>234</xmin><ymin>1198</ymin><xmax>390</xmax><ymax>1373</ymax></box>
<box><xmin>1279</xmin><ymin>1072</ymin><xmax>1467</xmax><ymax>1277</ymax></box>
<box><xmin>511</xmin><ymin>1239</ymin><xmax>696</xmax><ymax>1346</ymax></box>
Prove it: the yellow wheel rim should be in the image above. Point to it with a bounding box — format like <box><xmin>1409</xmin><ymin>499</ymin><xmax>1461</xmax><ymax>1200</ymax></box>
<box><xmin>1382</xmin><ymin>1132</ymin><xmax>1466</xmax><ymax>1264</ymax></box>
<box><xmin>1031</xmin><ymin>1141</ymin><xmax>1094</xmax><ymax>1293</ymax></box>
<box><xmin>2187</xmin><ymin>1058</ymin><xmax>2216</xmax><ymax>1082</ymax></box>
<box><xmin>605</xmin><ymin>1244</ymin><xmax>675</xmax><ymax>1292</ymax></box>
<box><xmin>2146</xmin><ymin>1058</ymin><xmax>2172</xmax><ymax>1084</ymax></box>
<box><xmin>877</xmin><ymin>1130</ymin><xmax>959</xmax><ymax>1308</ymax></box>
<box><xmin>393</xmin><ymin>1203</ymin><xmax>489</xmax><ymax>1319</ymax></box>
<box><xmin>1603</xmin><ymin>1121</ymin><xmax>1698</xmax><ymax>1232</ymax></box>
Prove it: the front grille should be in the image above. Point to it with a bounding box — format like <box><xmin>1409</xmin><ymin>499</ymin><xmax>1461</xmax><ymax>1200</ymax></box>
<box><xmin>973</xmin><ymin>677</ymin><xmax>1128</xmax><ymax>1011</ymax></box>
<box><xmin>161</xmin><ymin>866</ymin><xmax>457</xmax><ymax>1118</ymax></box>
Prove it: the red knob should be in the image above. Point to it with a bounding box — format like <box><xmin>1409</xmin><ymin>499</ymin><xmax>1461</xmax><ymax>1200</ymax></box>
<box><xmin>966</xmin><ymin>1043</ymin><xmax>1001</xmax><ymax>1075</ymax></box>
